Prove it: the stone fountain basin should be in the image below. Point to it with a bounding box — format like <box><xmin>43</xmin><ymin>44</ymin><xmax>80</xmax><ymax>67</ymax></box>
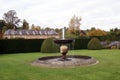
<box><xmin>32</xmin><ymin>55</ymin><xmax>98</xmax><ymax>68</ymax></box>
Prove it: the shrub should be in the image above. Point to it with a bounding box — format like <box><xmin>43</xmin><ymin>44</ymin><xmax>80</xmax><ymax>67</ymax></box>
<box><xmin>41</xmin><ymin>38</ymin><xmax>59</xmax><ymax>53</ymax></box>
<box><xmin>108</xmin><ymin>41</ymin><xmax>120</xmax><ymax>49</ymax></box>
<box><xmin>87</xmin><ymin>38</ymin><xmax>103</xmax><ymax>50</ymax></box>
<box><xmin>100</xmin><ymin>41</ymin><xmax>110</xmax><ymax>49</ymax></box>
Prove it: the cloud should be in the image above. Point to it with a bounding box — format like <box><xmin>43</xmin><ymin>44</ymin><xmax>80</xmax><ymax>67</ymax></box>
<box><xmin>0</xmin><ymin>0</ymin><xmax>120</xmax><ymax>31</ymax></box>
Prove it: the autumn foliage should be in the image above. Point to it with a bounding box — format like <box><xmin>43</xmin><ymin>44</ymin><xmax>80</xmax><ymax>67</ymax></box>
<box><xmin>88</xmin><ymin>29</ymin><xmax>107</xmax><ymax>36</ymax></box>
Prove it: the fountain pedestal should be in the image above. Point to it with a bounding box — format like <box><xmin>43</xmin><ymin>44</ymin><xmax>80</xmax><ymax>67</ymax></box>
<box><xmin>54</xmin><ymin>39</ymin><xmax>73</xmax><ymax>60</ymax></box>
<box><xmin>60</xmin><ymin>45</ymin><xmax>68</xmax><ymax>60</ymax></box>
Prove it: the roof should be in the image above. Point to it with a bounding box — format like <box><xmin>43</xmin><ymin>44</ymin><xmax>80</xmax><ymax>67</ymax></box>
<box><xmin>4</xmin><ymin>29</ymin><xmax>58</xmax><ymax>35</ymax></box>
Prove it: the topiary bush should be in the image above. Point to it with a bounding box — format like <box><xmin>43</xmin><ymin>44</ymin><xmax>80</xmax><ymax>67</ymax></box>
<box><xmin>87</xmin><ymin>38</ymin><xmax>103</xmax><ymax>50</ymax></box>
<box><xmin>41</xmin><ymin>38</ymin><xmax>59</xmax><ymax>53</ymax></box>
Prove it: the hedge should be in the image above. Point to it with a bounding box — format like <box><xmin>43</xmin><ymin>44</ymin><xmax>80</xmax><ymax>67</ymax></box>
<box><xmin>90</xmin><ymin>35</ymin><xmax>120</xmax><ymax>41</ymax></box>
<box><xmin>0</xmin><ymin>35</ymin><xmax>119</xmax><ymax>54</ymax></box>
<box><xmin>74</xmin><ymin>38</ymin><xmax>91</xmax><ymax>50</ymax></box>
<box><xmin>0</xmin><ymin>39</ymin><xmax>44</xmax><ymax>53</ymax></box>
<box><xmin>0</xmin><ymin>38</ymin><xmax>90</xmax><ymax>53</ymax></box>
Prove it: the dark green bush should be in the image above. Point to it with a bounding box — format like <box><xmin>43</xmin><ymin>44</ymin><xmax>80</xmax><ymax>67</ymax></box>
<box><xmin>41</xmin><ymin>38</ymin><xmax>59</xmax><ymax>53</ymax></box>
<box><xmin>87</xmin><ymin>38</ymin><xmax>103</xmax><ymax>50</ymax></box>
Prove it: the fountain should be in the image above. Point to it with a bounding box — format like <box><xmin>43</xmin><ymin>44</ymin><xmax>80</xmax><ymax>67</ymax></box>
<box><xmin>54</xmin><ymin>27</ymin><xmax>73</xmax><ymax>60</ymax></box>
<box><xmin>32</xmin><ymin>27</ymin><xmax>98</xmax><ymax>68</ymax></box>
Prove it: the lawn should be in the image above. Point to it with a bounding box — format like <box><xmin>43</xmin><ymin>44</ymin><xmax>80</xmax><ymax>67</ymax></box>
<box><xmin>0</xmin><ymin>50</ymin><xmax>120</xmax><ymax>80</ymax></box>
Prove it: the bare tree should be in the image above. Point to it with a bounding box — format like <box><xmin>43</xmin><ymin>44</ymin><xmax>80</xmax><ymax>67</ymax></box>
<box><xmin>3</xmin><ymin>10</ymin><xmax>21</xmax><ymax>29</ymax></box>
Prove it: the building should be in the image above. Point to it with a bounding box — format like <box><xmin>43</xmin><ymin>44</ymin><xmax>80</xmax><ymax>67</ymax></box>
<box><xmin>3</xmin><ymin>29</ymin><xmax>59</xmax><ymax>39</ymax></box>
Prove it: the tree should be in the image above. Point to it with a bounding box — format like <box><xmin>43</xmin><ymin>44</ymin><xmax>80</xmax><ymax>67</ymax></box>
<box><xmin>69</xmin><ymin>15</ymin><xmax>81</xmax><ymax>31</ymax></box>
<box><xmin>45</xmin><ymin>27</ymin><xmax>51</xmax><ymax>30</ymax></box>
<box><xmin>110</xmin><ymin>27</ymin><xmax>120</xmax><ymax>36</ymax></box>
<box><xmin>88</xmin><ymin>29</ymin><xmax>107</xmax><ymax>36</ymax></box>
<box><xmin>90</xmin><ymin>27</ymin><xmax>96</xmax><ymax>31</ymax></box>
<box><xmin>36</xmin><ymin>26</ymin><xmax>41</xmax><ymax>30</ymax></box>
<box><xmin>55</xmin><ymin>28</ymin><xmax>60</xmax><ymax>33</ymax></box>
<box><xmin>67</xmin><ymin>15</ymin><xmax>82</xmax><ymax>37</ymax></box>
<box><xmin>31</xmin><ymin>24</ymin><xmax>36</xmax><ymax>30</ymax></box>
<box><xmin>0</xmin><ymin>20</ymin><xmax>6</xmax><ymax>30</ymax></box>
<box><xmin>22</xmin><ymin>19</ymin><xmax>29</xmax><ymax>29</ymax></box>
<box><xmin>0</xmin><ymin>20</ymin><xmax>6</xmax><ymax>38</ymax></box>
<box><xmin>31</xmin><ymin>24</ymin><xmax>41</xmax><ymax>30</ymax></box>
<box><xmin>2</xmin><ymin>26</ymin><xmax>7</xmax><ymax>33</ymax></box>
<box><xmin>116</xmin><ymin>30</ymin><xmax>120</xmax><ymax>36</ymax></box>
<box><xmin>3</xmin><ymin>10</ymin><xmax>21</xmax><ymax>29</ymax></box>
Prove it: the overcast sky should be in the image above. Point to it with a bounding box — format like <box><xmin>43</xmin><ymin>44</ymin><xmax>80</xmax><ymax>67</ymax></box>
<box><xmin>0</xmin><ymin>0</ymin><xmax>120</xmax><ymax>31</ymax></box>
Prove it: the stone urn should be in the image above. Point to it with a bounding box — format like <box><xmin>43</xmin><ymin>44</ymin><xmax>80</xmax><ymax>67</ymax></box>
<box><xmin>54</xmin><ymin>39</ymin><xmax>73</xmax><ymax>60</ymax></box>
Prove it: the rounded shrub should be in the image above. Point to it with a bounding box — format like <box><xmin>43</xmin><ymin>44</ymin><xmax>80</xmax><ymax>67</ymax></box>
<box><xmin>87</xmin><ymin>38</ymin><xmax>103</xmax><ymax>50</ymax></box>
<box><xmin>41</xmin><ymin>38</ymin><xmax>59</xmax><ymax>53</ymax></box>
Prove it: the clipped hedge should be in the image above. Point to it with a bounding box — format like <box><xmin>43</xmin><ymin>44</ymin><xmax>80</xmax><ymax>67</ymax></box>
<box><xmin>74</xmin><ymin>38</ymin><xmax>91</xmax><ymax>49</ymax></box>
<box><xmin>90</xmin><ymin>35</ymin><xmax>120</xmax><ymax>41</ymax></box>
<box><xmin>0</xmin><ymin>39</ymin><xmax>44</xmax><ymax>53</ymax></box>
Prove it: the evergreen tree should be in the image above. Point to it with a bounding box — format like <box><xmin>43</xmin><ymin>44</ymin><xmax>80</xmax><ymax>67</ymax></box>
<box><xmin>22</xmin><ymin>19</ymin><xmax>29</xmax><ymax>29</ymax></box>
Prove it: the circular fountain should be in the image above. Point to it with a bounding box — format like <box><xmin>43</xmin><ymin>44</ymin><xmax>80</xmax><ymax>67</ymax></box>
<box><xmin>32</xmin><ymin>27</ymin><xmax>98</xmax><ymax>68</ymax></box>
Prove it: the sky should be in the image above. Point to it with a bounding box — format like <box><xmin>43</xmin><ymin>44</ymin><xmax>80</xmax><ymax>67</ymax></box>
<box><xmin>0</xmin><ymin>0</ymin><xmax>120</xmax><ymax>31</ymax></box>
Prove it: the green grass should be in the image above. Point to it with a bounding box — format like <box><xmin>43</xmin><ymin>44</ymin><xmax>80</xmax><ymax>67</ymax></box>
<box><xmin>0</xmin><ymin>50</ymin><xmax>120</xmax><ymax>80</ymax></box>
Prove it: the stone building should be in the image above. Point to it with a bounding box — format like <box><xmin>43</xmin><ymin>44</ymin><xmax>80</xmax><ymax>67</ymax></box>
<box><xmin>3</xmin><ymin>29</ymin><xmax>59</xmax><ymax>39</ymax></box>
